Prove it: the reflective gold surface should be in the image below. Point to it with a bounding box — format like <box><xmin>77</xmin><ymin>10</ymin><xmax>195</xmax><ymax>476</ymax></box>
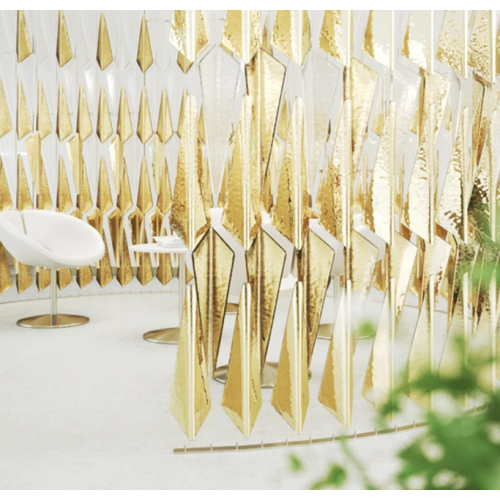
<box><xmin>247</xmin><ymin>229</ymin><xmax>286</xmax><ymax>370</ymax></box>
<box><xmin>16</xmin><ymin>78</ymin><xmax>32</xmax><ymax>140</ymax></box>
<box><xmin>271</xmin><ymin>282</ymin><xmax>309</xmax><ymax>434</ymax></box>
<box><xmin>170</xmin><ymin>285</ymin><xmax>211</xmax><ymax>441</ymax></box>
<box><xmin>193</xmin><ymin>228</ymin><xmax>234</xmax><ymax>375</ymax></box>
<box><xmin>272</xmin><ymin>10</ymin><xmax>310</xmax><ymax>66</ymax></box>
<box><xmin>137</xmin><ymin>14</ymin><xmax>153</xmax><ymax>72</ymax></box>
<box><xmin>436</xmin><ymin>10</ymin><xmax>466</xmax><ymax>77</ymax></box>
<box><xmin>17</xmin><ymin>11</ymin><xmax>32</xmax><ymax>62</ymax></box>
<box><xmin>222</xmin><ymin>10</ymin><xmax>261</xmax><ymax>63</ymax></box>
<box><xmin>97</xmin><ymin>86</ymin><xmax>113</xmax><ymax>143</ymax></box>
<box><xmin>97</xmin><ymin>12</ymin><xmax>113</xmax><ymax>70</ymax></box>
<box><xmin>222</xmin><ymin>284</ymin><xmax>262</xmax><ymax>437</ymax></box>
<box><xmin>56</xmin><ymin>10</ymin><xmax>72</xmax><ymax>67</ymax></box>
<box><xmin>0</xmin><ymin>79</ymin><xmax>13</xmax><ymax>139</ymax></box>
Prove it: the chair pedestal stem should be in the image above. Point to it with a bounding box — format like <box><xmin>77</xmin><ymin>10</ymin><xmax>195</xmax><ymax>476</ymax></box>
<box><xmin>17</xmin><ymin>268</ymin><xmax>89</xmax><ymax>329</ymax></box>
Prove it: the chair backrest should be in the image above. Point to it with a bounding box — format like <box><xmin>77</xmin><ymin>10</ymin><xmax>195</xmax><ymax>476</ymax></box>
<box><xmin>0</xmin><ymin>210</ymin><xmax>105</xmax><ymax>269</ymax></box>
<box><xmin>0</xmin><ymin>210</ymin><xmax>56</xmax><ymax>268</ymax></box>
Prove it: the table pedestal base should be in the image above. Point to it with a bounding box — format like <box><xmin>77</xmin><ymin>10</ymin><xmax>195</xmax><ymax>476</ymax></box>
<box><xmin>213</xmin><ymin>361</ymin><xmax>311</xmax><ymax>388</ymax></box>
<box><xmin>143</xmin><ymin>327</ymin><xmax>179</xmax><ymax>344</ymax></box>
<box><xmin>317</xmin><ymin>323</ymin><xmax>333</xmax><ymax>340</ymax></box>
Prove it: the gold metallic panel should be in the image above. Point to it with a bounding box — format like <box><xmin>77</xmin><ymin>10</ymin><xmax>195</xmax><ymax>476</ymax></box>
<box><xmin>77</xmin><ymin>84</ymin><xmax>93</xmax><ymax>142</ymax></box>
<box><xmin>97</xmin><ymin>85</ymin><xmax>113</xmax><ymax>143</ymax></box>
<box><xmin>438</xmin><ymin>108</ymin><xmax>468</xmax><ymax>238</ymax></box>
<box><xmin>277</xmin><ymin>94</ymin><xmax>288</xmax><ymax>141</ymax></box>
<box><xmin>110</xmin><ymin>136</ymin><xmax>124</xmax><ymax>196</ymax></box>
<box><xmin>0</xmin><ymin>244</ymin><xmax>13</xmax><ymax>295</ymax></box>
<box><xmin>407</xmin><ymin>278</ymin><xmax>435</xmax><ymax>411</ymax></box>
<box><xmin>351</xmin><ymin>230</ymin><xmax>378</xmax><ymax>299</ymax></box>
<box><xmin>156</xmin><ymin>156</ymin><xmax>172</xmax><ymax>215</ymax></box>
<box><xmin>67</xmin><ymin>134</ymin><xmax>82</xmax><ymax>195</ymax></box>
<box><xmin>137</xmin><ymin>87</ymin><xmax>153</xmax><ymax>144</ymax></box>
<box><xmin>246</xmin><ymin>48</ymin><xmax>286</xmax><ymax>186</ymax></box>
<box><xmin>129</xmin><ymin>209</ymin><xmax>153</xmax><ymax>286</ymax></box>
<box><xmin>157</xmin><ymin>88</ymin><xmax>173</xmax><ymax>144</ymax></box>
<box><xmin>271</xmin><ymin>97</ymin><xmax>309</xmax><ymax>250</ymax></box>
<box><xmin>271</xmin><ymin>282</ymin><xmax>309</xmax><ymax>434</ymax></box>
<box><xmin>468</xmin><ymin>129</ymin><xmax>495</xmax><ymax>238</ymax></box>
<box><xmin>117</xmin><ymin>227</ymin><xmax>133</xmax><ymax>287</ymax></box>
<box><xmin>221</xmin><ymin>10</ymin><xmax>261</xmax><ymax>63</ymax></box>
<box><xmin>411</xmin><ymin>70</ymin><xmax>450</xmax><ymax>141</ymax></box>
<box><xmin>471</xmin><ymin>74</ymin><xmax>500</xmax><ymax>169</ymax></box>
<box><xmin>401</xmin><ymin>11</ymin><xmax>433</xmax><ymax>73</ymax></box>
<box><xmin>363</xmin><ymin>10</ymin><xmax>393</xmax><ymax>69</ymax></box>
<box><xmin>319</xmin><ymin>283</ymin><xmax>353</xmax><ymax>428</ymax></box>
<box><xmin>56</xmin><ymin>10</ymin><xmax>73</xmax><ymax>67</ymax></box>
<box><xmin>17</xmin><ymin>11</ymin><xmax>33</xmax><ymax>62</ymax></box>
<box><xmin>439</xmin><ymin>289</ymin><xmax>467</xmax><ymax>406</ymax></box>
<box><xmin>222</xmin><ymin>283</ymin><xmax>262</xmax><ymax>437</ymax></box>
<box><xmin>56</xmin><ymin>157</ymin><xmax>73</xmax><ymax>290</ymax></box>
<box><xmin>137</xmin><ymin>157</ymin><xmax>153</xmax><ymax>214</ymax></box>
<box><xmin>170</xmin><ymin>95</ymin><xmax>210</xmax><ymax>250</ymax></box>
<box><xmin>37</xmin><ymin>81</ymin><xmax>52</xmax><ymax>140</ymax></box>
<box><xmin>170</xmin><ymin>284</ymin><xmax>211</xmax><ymax>441</ymax></box>
<box><xmin>117</xmin><ymin>87</ymin><xmax>133</xmax><ymax>143</ymax></box>
<box><xmin>319</xmin><ymin>11</ymin><xmax>345</xmax><ymax>64</ymax></box>
<box><xmin>57</xmin><ymin>83</ymin><xmax>72</xmax><ymax>141</ymax></box>
<box><xmin>17</xmin><ymin>155</ymin><xmax>32</xmax><ymax>211</ymax></box>
<box><xmin>0</xmin><ymin>79</ymin><xmax>13</xmax><ymax>139</ymax></box>
<box><xmin>0</xmin><ymin>158</ymin><xmax>13</xmax><ymax>211</ymax></box>
<box><xmin>137</xmin><ymin>15</ymin><xmax>153</xmax><ymax>73</ymax></box>
<box><xmin>25</xmin><ymin>132</ymin><xmax>42</xmax><ymax>196</ymax></box>
<box><xmin>36</xmin><ymin>268</ymin><xmax>51</xmax><ymax>291</ymax></box>
<box><xmin>262</xmin><ymin>139</ymin><xmax>283</xmax><ymax>213</ymax></box>
<box><xmin>78</xmin><ymin>161</ymin><xmax>93</xmax><ymax>214</ymax></box>
<box><xmin>117</xmin><ymin>159</ymin><xmax>133</xmax><ymax>213</ymax></box>
<box><xmin>17</xmin><ymin>78</ymin><xmax>32</xmax><ymax>140</ymax></box>
<box><xmin>351</xmin><ymin>58</ymin><xmax>378</xmax><ymax>170</ymax></box>
<box><xmin>272</xmin><ymin>10</ymin><xmax>311</xmax><ymax>66</ymax></box>
<box><xmin>318</xmin><ymin>100</ymin><xmax>351</xmax><ymax>246</ymax></box>
<box><xmin>368</xmin><ymin>102</ymin><xmax>395</xmax><ymax>244</ymax></box>
<box><xmin>14</xmin><ymin>257</ymin><xmax>33</xmax><ymax>293</ymax></box>
<box><xmin>193</xmin><ymin>227</ymin><xmax>234</xmax><ymax>375</ymax></box>
<box><xmin>0</xmin><ymin>160</ymin><xmax>14</xmax><ymax>296</ymax></box>
<box><xmin>468</xmin><ymin>10</ymin><xmax>494</xmax><ymax>82</ymax></box>
<box><xmin>222</xmin><ymin>96</ymin><xmax>261</xmax><ymax>250</ymax></box>
<box><xmin>247</xmin><ymin>229</ymin><xmax>286</xmax><ymax>370</ymax></box>
<box><xmin>436</xmin><ymin>10</ymin><xmax>466</xmax><ymax>77</ymax></box>
<box><xmin>148</xmin><ymin>209</ymin><xmax>173</xmax><ymax>286</ymax></box>
<box><xmin>97</xmin><ymin>12</ymin><xmax>113</xmax><ymax>70</ymax></box>
<box><xmin>88</xmin><ymin>209</ymin><xmax>113</xmax><ymax>288</ymax></box>
<box><xmin>35</xmin><ymin>158</ymin><xmax>53</xmax><ymax>211</ymax></box>
<box><xmin>170</xmin><ymin>10</ymin><xmax>209</xmax><ymax>72</ymax></box>
<box><xmin>364</xmin><ymin>234</ymin><xmax>418</xmax><ymax>411</ymax></box>
<box><xmin>404</xmin><ymin>110</ymin><xmax>434</xmax><ymax>242</ymax></box>
<box><xmin>297</xmin><ymin>228</ymin><xmax>334</xmax><ymax>366</ymax></box>
<box><xmin>97</xmin><ymin>157</ymin><xmax>113</xmax><ymax>214</ymax></box>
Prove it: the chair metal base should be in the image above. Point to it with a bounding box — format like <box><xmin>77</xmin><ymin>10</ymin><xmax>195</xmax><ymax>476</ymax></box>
<box><xmin>213</xmin><ymin>361</ymin><xmax>311</xmax><ymax>389</ymax></box>
<box><xmin>17</xmin><ymin>314</ymin><xmax>89</xmax><ymax>329</ymax></box>
<box><xmin>143</xmin><ymin>327</ymin><xmax>180</xmax><ymax>344</ymax></box>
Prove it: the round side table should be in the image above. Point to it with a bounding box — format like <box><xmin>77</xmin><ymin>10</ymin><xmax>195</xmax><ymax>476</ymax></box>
<box><xmin>131</xmin><ymin>241</ymin><xmax>189</xmax><ymax>345</ymax></box>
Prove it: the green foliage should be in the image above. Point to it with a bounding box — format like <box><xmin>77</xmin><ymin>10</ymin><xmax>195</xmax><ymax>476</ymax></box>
<box><xmin>310</xmin><ymin>465</ymin><xmax>347</xmax><ymax>490</ymax></box>
<box><xmin>288</xmin><ymin>454</ymin><xmax>303</xmax><ymax>472</ymax></box>
<box><xmin>288</xmin><ymin>332</ymin><xmax>500</xmax><ymax>489</ymax></box>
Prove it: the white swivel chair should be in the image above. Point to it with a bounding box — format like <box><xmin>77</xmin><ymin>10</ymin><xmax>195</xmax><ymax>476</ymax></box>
<box><xmin>0</xmin><ymin>210</ymin><xmax>105</xmax><ymax>328</ymax></box>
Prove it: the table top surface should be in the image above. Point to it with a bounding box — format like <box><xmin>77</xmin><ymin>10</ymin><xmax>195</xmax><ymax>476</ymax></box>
<box><xmin>130</xmin><ymin>243</ymin><xmax>189</xmax><ymax>254</ymax></box>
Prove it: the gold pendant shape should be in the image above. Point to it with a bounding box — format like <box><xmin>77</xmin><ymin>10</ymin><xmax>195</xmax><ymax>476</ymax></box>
<box><xmin>170</xmin><ymin>285</ymin><xmax>211</xmax><ymax>441</ymax></box>
<box><xmin>222</xmin><ymin>283</ymin><xmax>262</xmax><ymax>437</ymax></box>
<box><xmin>271</xmin><ymin>282</ymin><xmax>309</xmax><ymax>434</ymax></box>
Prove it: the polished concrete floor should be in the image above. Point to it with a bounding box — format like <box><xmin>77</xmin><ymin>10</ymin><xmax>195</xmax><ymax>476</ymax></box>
<box><xmin>0</xmin><ymin>289</ymin><xmax>431</xmax><ymax>489</ymax></box>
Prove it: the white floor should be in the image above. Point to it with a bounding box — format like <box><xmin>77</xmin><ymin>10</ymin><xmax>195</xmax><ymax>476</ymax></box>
<box><xmin>0</xmin><ymin>290</ymin><xmax>431</xmax><ymax>489</ymax></box>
